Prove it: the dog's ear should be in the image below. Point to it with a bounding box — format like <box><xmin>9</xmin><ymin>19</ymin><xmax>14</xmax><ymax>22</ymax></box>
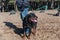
<box><xmin>35</xmin><ymin>15</ymin><xmax>38</xmax><ymax>19</ymax></box>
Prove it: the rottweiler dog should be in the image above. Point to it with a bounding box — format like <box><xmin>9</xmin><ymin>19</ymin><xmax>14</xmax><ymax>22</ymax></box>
<box><xmin>23</xmin><ymin>13</ymin><xmax>38</xmax><ymax>39</ymax></box>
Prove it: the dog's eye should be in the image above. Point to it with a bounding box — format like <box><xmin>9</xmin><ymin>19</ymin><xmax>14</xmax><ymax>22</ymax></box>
<box><xmin>34</xmin><ymin>18</ymin><xmax>37</xmax><ymax>20</ymax></box>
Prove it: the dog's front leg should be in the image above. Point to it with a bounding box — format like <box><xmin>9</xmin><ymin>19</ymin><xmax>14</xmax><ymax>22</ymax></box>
<box><xmin>31</xmin><ymin>27</ymin><xmax>36</xmax><ymax>36</ymax></box>
<box><xmin>31</xmin><ymin>22</ymin><xmax>37</xmax><ymax>35</ymax></box>
<box><xmin>33</xmin><ymin>28</ymin><xmax>36</xmax><ymax>35</ymax></box>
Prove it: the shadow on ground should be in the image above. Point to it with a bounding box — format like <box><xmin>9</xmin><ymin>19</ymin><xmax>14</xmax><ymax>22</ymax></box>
<box><xmin>47</xmin><ymin>13</ymin><xmax>59</xmax><ymax>16</ymax></box>
<box><xmin>4</xmin><ymin>22</ymin><xmax>24</xmax><ymax>38</ymax></box>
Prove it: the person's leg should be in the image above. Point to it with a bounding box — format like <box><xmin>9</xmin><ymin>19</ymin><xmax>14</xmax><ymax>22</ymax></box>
<box><xmin>21</xmin><ymin>8</ymin><xmax>29</xmax><ymax>20</ymax></box>
<box><xmin>17</xmin><ymin>7</ymin><xmax>23</xmax><ymax>21</ymax></box>
<box><xmin>20</xmin><ymin>12</ymin><xmax>23</xmax><ymax>20</ymax></box>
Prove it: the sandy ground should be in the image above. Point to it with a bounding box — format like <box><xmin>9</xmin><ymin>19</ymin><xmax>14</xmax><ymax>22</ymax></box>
<box><xmin>0</xmin><ymin>10</ymin><xmax>60</xmax><ymax>40</ymax></box>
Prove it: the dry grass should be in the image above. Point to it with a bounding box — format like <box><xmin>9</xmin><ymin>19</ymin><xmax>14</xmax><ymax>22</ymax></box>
<box><xmin>0</xmin><ymin>10</ymin><xmax>60</xmax><ymax>40</ymax></box>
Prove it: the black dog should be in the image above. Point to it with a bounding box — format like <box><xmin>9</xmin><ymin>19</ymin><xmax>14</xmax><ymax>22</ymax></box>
<box><xmin>23</xmin><ymin>13</ymin><xmax>38</xmax><ymax>39</ymax></box>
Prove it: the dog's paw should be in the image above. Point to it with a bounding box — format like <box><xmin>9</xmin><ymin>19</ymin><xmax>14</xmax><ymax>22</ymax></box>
<box><xmin>32</xmin><ymin>30</ymin><xmax>36</xmax><ymax>36</ymax></box>
<box><xmin>27</xmin><ymin>36</ymin><xmax>30</xmax><ymax>39</ymax></box>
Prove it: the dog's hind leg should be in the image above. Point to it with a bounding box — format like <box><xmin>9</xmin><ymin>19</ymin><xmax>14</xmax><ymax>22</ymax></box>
<box><xmin>27</xmin><ymin>35</ymin><xmax>30</xmax><ymax>39</ymax></box>
<box><xmin>22</xmin><ymin>30</ymin><xmax>26</xmax><ymax>39</ymax></box>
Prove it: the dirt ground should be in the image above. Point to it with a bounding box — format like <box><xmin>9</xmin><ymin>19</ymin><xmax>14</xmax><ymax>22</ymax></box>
<box><xmin>0</xmin><ymin>10</ymin><xmax>60</xmax><ymax>40</ymax></box>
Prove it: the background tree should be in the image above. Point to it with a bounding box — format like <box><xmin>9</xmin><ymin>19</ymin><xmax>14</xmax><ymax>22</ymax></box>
<box><xmin>51</xmin><ymin>0</ymin><xmax>54</xmax><ymax>9</ymax></box>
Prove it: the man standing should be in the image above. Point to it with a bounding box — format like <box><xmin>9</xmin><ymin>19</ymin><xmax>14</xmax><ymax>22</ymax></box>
<box><xmin>16</xmin><ymin>0</ymin><xmax>29</xmax><ymax>20</ymax></box>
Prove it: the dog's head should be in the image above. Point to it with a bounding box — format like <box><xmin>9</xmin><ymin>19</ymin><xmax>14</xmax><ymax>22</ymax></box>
<box><xmin>27</xmin><ymin>13</ymin><xmax>38</xmax><ymax>25</ymax></box>
<box><xmin>23</xmin><ymin>13</ymin><xmax>38</xmax><ymax>28</ymax></box>
<box><xmin>27</xmin><ymin>13</ymin><xmax>38</xmax><ymax>29</ymax></box>
<box><xmin>26</xmin><ymin>13</ymin><xmax>38</xmax><ymax>23</ymax></box>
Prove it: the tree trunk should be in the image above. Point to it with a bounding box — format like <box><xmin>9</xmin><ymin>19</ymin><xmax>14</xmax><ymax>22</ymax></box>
<box><xmin>14</xmin><ymin>0</ymin><xmax>18</xmax><ymax>12</ymax></box>
<box><xmin>58</xmin><ymin>1</ymin><xmax>59</xmax><ymax>9</ymax></box>
<box><xmin>2</xmin><ymin>2</ymin><xmax>4</xmax><ymax>12</ymax></box>
<box><xmin>51</xmin><ymin>0</ymin><xmax>54</xmax><ymax>9</ymax></box>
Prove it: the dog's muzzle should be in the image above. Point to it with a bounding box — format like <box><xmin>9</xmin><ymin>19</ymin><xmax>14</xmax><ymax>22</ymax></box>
<box><xmin>31</xmin><ymin>20</ymin><xmax>37</xmax><ymax>23</ymax></box>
